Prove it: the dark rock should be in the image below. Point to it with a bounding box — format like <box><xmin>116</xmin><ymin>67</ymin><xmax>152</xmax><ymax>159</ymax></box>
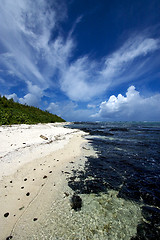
<box><xmin>26</xmin><ymin>192</ymin><xmax>30</xmax><ymax>196</ymax></box>
<box><xmin>33</xmin><ymin>218</ymin><xmax>38</xmax><ymax>221</ymax></box>
<box><xmin>69</xmin><ymin>176</ymin><xmax>76</xmax><ymax>181</ymax></box>
<box><xmin>140</xmin><ymin>191</ymin><xmax>160</xmax><ymax>207</ymax></box>
<box><xmin>43</xmin><ymin>175</ymin><xmax>47</xmax><ymax>179</ymax></box>
<box><xmin>135</xmin><ymin>222</ymin><xmax>160</xmax><ymax>240</ymax></box>
<box><xmin>70</xmin><ymin>194</ymin><xmax>82</xmax><ymax>211</ymax></box>
<box><xmin>24</xmin><ymin>178</ymin><xmax>27</xmax><ymax>181</ymax></box>
<box><xmin>130</xmin><ymin>236</ymin><xmax>139</xmax><ymax>240</ymax></box>
<box><xmin>142</xmin><ymin>206</ymin><xmax>160</xmax><ymax>226</ymax></box>
<box><xmin>109</xmin><ymin>127</ymin><xmax>128</xmax><ymax>132</ymax></box>
<box><xmin>89</xmin><ymin>130</ymin><xmax>114</xmax><ymax>136</ymax></box>
<box><xmin>64</xmin><ymin>192</ymin><xmax>69</xmax><ymax>197</ymax></box>
<box><xmin>6</xmin><ymin>236</ymin><xmax>13</xmax><ymax>240</ymax></box>
<box><xmin>4</xmin><ymin>212</ymin><xmax>9</xmax><ymax>217</ymax></box>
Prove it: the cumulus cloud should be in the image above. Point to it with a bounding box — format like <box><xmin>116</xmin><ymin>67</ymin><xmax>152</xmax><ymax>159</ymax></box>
<box><xmin>5</xmin><ymin>93</ymin><xmax>19</xmax><ymax>102</ymax></box>
<box><xmin>5</xmin><ymin>82</ymin><xmax>43</xmax><ymax>107</ymax></box>
<box><xmin>94</xmin><ymin>86</ymin><xmax>160</xmax><ymax>121</ymax></box>
<box><xmin>19</xmin><ymin>82</ymin><xmax>43</xmax><ymax>106</ymax></box>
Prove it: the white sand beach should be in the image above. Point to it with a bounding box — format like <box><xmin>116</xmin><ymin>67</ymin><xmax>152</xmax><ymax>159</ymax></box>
<box><xmin>0</xmin><ymin>123</ymin><xmax>92</xmax><ymax>240</ymax></box>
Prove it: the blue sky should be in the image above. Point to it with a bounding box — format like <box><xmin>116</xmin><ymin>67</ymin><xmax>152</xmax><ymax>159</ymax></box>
<box><xmin>0</xmin><ymin>0</ymin><xmax>160</xmax><ymax>121</ymax></box>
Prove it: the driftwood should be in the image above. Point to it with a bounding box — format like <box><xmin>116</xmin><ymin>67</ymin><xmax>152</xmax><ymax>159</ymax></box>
<box><xmin>40</xmin><ymin>135</ymin><xmax>48</xmax><ymax>140</ymax></box>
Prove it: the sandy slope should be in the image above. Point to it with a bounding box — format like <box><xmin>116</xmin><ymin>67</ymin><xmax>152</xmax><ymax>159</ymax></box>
<box><xmin>0</xmin><ymin>123</ymin><xmax>88</xmax><ymax>240</ymax></box>
<box><xmin>0</xmin><ymin>123</ymin><xmax>81</xmax><ymax>178</ymax></box>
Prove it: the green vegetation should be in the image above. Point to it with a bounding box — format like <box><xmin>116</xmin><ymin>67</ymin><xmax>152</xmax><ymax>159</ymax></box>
<box><xmin>0</xmin><ymin>96</ymin><xmax>65</xmax><ymax>125</ymax></box>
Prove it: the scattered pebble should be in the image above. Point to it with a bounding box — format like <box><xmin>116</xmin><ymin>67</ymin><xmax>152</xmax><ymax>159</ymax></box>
<box><xmin>33</xmin><ymin>179</ymin><xmax>35</xmax><ymax>181</ymax></box>
<box><xmin>64</xmin><ymin>192</ymin><xmax>69</xmax><ymax>197</ymax></box>
<box><xmin>33</xmin><ymin>168</ymin><xmax>36</xmax><ymax>171</ymax></box>
<box><xmin>24</xmin><ymin>178</ymin><xmax>27</xmax><ymax>181</ymax></box>
<box><xmin>26</xmin><ymin>192</ymin><xmax>30</xmax><ymax>196</ymax></box>
<box><xmin>21</xmin><ymin>187</ymin><xmax>24</xmax><ymax>189</ymax></box>
<box><xmin>33</xmin><ymin>218</ymin><xmax>38</xmax><ymax>221</ymax></box>
<box><xmin>43</xmin><ymin>175</ymin><xmax>47</xmax><ymax>179</ymax></box>
<box><xmin>49</xmin><ymin>171</ymin><xmax>52</xmax><ymax>173</ymax></box>
<box><xmin>4</xmin><ymin>212</ymin><xmax>9</xmax><ymax>217</ymax></box>
<box><xmin>19</xmin><ymin>206</ymin><xmax>25</xmax><ymax>211</ymax></box>
<box><xmin>10</xmin><ymin>181</ymin><xmax>12</xmax><ymax>183</ymax></box>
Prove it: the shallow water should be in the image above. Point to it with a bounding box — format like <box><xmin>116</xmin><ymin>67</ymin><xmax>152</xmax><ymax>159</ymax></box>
<box><xmin>36</xmin><ymin>191</ymin><xmax>141</xmax><ymax>240</ymax></box>
<box><xmin>66</xmin><ymin>122</ymin><xmax>160</xmax><ymax>239</ymax></box>
<box><xmin>13</xmin><ymin>122</ymin><xmax>160</xmax><ymax>239</ymax></box>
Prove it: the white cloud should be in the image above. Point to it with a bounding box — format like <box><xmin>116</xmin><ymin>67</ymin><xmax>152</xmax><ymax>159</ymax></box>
<box><xmin>47</xmin><ymin>101</ymin><xmax>96</xmax><ymax>121</ymax></box>
<box><xmin>60</xmin><ymin>34</ymin><xmax>160</xmax><ymax>101</ymax></box>
<box><xmin>19</xmin><ymin>93</ymin><xmax>40</xmax><ymax>107</ymax></box>
<box><xmin>5</xmin><ymin>82</ymin><xmax>43</xmax><ymax>107</ymax></box>
<box><xmin>87</xmin><ymin>104</ymin><xmax>97</xmax><ymax>109</ymax></box>
<box><xmin>60</xmin><ymin>56</ymin><xmax>106</xmax><ymax>101</ymax></box>
<box><xmin>94</xmin><ymin>86</ymin><xmax>160</xmax><ymax>121</ymax></box>
<box><xmin>101</xmin><ymin>36</ymin><xmax>160</xmax><ymax>83</ymax></box>
<box><xmin>0</xmin><ymin>0</ymin><xmax>160</xmax><ymax>107</ymax></box>
<box><xmin>0</xmin><ymin>0</ymin><xmax>69</xmax><ymax>90</ymax></box>
<box><xmin>5</xmin><ymin>93</ymin><xmax>18</xmax><ymax>102</ymax></box>
<box><xmin>19</xmin><ymin>82</ymin><xmax>43</xmax><ymax>107</ymax></box>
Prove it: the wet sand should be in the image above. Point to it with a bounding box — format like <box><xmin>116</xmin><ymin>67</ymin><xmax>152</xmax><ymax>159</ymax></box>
<box><xmin>0</xmin><ymin>123</ymin><xmax>88</xmax><ymax>240</ymax></box>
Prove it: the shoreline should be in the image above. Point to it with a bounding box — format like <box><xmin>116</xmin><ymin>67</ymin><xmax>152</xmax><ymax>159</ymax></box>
<box><xmin>0</xmin><ymin>123</ymin><xmax>92</xmax><ymax>239</ymax></box>
<box><xmin>0</xmin><ymin>123</ymin><xmax>80</xmax><ymax>179</ymax></box>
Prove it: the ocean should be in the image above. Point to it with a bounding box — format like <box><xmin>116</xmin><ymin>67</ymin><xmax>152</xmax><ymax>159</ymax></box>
<box><xmin>66</xmin><ymin>122</ymin><xmax>160</xmax><ymax>240</ymax></box>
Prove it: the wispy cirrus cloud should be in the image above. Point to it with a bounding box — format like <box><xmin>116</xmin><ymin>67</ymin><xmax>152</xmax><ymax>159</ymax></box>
<box><xmin>101</xmin><ymin>35</ymin><xmax>160</xmax><ymax>85</ymax></box>
<box><xmin>0</xmin><ymin>0</ymin><xmax>71</xmax><ymax>100</ymax></box>
<box><xmin>0</xmin><ymin>0</ymin><xmax>160</xmax><ymax>109</ymax></box>
<box><xmin>59</xmin><ymin>34</ymin><xmax>160</xmax><ymax>101</ymax></box>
